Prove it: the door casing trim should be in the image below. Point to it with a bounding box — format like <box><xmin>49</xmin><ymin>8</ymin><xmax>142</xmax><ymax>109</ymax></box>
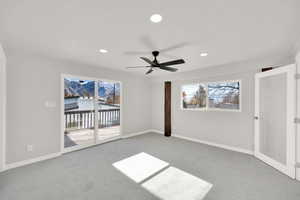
<box><xmin>254</xmin><ymin>64</ymin><xmax>296</xmax><ymax>178</ymax></box>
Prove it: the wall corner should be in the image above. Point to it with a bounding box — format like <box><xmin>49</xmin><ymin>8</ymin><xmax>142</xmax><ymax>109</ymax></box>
<box><xmin>296</xmin><ymin>51</ymin><xmax>300</xmax><ymax>181</ymax></box>
<box><xmin>0</xmin><ymin>44</ymin><xmax>6</xmax><ymax>172</ymax></box>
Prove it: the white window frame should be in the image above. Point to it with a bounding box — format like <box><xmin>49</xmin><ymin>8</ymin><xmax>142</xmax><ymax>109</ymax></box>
<box><xmin>61</xmin><ymin>74</ymin><xmax>123</xmax><ymax>153</ymax></box>
<box><xmin>180</xmin><ymin>79</ymin><xmax>242</xmax><ymax>112</ymax></box>
<box><xmin>180</xmin><ymin>82</ymin><xmax>207</xmax><ymax>111</ymax></box>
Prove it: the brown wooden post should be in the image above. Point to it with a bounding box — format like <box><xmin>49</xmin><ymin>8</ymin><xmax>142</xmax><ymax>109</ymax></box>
<box><xmin>164</xmin><ymin>81</ymin><xmax>171</xmax><ymax>137</ymax></box>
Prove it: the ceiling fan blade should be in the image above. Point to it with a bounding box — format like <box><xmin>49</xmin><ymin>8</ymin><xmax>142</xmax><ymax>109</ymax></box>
<box><xmin>140</xmin><ymin>57</ymin><xmax>155</xmax><ymax>65</ymax></box>
<box><xmin>159</xmin><ymin>59</ymin><xmax>185</xmax><ymax>67</ymax></box>
<box><xmin>159</xmin><ymin>66</ymin><xmax>178</xmax><ymax>72</ymax></box>
<box><xmin>124</xmin><ymin>51</ymin><xmax>151</xmax><ymax>55</ymax></box>
<box><xmin>145</xmin><ymin>68</ymin><xmax>154</xmax><ymax>75</ymax></box>
<box><xmin>124</xmin><ymin>36</ymin><xmax>157</xmax><ymax>55</ymax></box>
<box><xmin>159</xmin><ymin>53</ymin><xmax>179</xmax><ymax>59</ymax></box>
<box><xmin>140</xmin><ymin>35</ymin><xmax>157</xmax><ymax>50</ymax></box>
<box><xmin>126</xmin><ymin>66</ymin><xmax>150</xmax><ymax>69</ymax></box>
<box><xmin>159</xmin><ymin>42</ymin><xmax>189</xmax><ymax>53</ymax></box>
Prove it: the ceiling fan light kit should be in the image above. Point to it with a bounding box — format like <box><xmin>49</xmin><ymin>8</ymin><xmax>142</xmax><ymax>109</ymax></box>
<box><xmin>127</xmin><ymin>51</ymin><xmax>185</xmax><ymax>75</ymax></box>
<box><xmin>150</xmin><ymin>14</ymin><xmax>163</xmax><ymax>23</ymax></box>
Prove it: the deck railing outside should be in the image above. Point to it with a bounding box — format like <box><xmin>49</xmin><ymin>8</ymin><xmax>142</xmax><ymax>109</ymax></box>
<box><xmin>65</xmin><ymin>109</ymin><xmax>120</xmax><ymax>131</ymax></box>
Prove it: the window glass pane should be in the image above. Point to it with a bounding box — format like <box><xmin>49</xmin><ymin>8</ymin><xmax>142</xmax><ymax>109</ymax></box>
<box><xmin>98</xmin><ymin>81</ymin><xmax>120</xmax><ymax>106</ymax></box>
<box><xmin>259</xmin><ymin>74</ymin><xmax>286</xmax><ymax>164</ymax></box>
<box><xmin>182</xmin><ymin>84</ymin><xmax>207</xmax><ymax>109</ymax></box>
<box><xmin>64</xmin><ymin>78</ymin><xmax>95</xmax><ymax>149</ymax></box>
<box><xmin>97</xmin><ymin>81</ymin><xmax>121</xmax><ymax>141</ymax></box>
<box><xmin>208</xmin><ymin>81</ymin><xmax>240</xmax><ymax>110</ymax></box>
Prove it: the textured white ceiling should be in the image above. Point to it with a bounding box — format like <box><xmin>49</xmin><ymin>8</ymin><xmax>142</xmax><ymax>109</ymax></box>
<box><xmin>0</xmin><ymin>0</ymin><xmax>299</xmax><ymax>75</ymax></box>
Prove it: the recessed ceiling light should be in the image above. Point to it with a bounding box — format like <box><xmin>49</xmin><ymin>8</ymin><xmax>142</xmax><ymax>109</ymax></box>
<box><xmin>200</xmin><ymin>52</ymin><xmax>208</xmax><ymax>57</ymax></box>
<box><xmin>150</xmin><ymin>14</ymin><xmax>162</xmax><ymax>23</ymax></box>
<box><xmin>99</xmin><ymin>49</ymin><xmax>108</xmax><ymax>53</ymax></box>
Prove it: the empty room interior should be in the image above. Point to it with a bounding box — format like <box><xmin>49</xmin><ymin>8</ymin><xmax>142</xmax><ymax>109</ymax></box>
<box><xmin>1</xmin><ymin>1</ymin><xmax>300</xmax><ymax>199</ymax></box>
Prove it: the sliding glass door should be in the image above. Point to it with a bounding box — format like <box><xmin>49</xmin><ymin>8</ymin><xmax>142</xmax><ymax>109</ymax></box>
<box><xmin>97</xmin><ymin>81</ymin><xmax>121</xmax><ymax>141</ymax></box>
<box><xmin>63</xmin><ymin>76</ymin><xmax>121</xmax><ymax>151</ymax></box>
<box><xmin>64</xmin><ymin>78</ymin><xmax>96</xmax><ymax>149</ymax></box>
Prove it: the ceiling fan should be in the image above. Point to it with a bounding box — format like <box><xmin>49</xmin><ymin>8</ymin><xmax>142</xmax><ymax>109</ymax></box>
<box><xmin>126</xmin><ymin>51</ymin><xmax>185</xmax><ymax>75</ymax></box>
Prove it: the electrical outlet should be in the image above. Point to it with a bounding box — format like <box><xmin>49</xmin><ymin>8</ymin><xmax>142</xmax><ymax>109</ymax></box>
<box><xmin>27</xmin><ymin>145</ymin><xmax>33</xmax><ymax>152</ymax></box>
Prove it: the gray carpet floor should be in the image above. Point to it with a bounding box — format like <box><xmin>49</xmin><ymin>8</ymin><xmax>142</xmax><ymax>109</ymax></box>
<box><xmin>0</xmin><ymin>132</ymin><xmax>300</xmax><ymax>200</ymax></box>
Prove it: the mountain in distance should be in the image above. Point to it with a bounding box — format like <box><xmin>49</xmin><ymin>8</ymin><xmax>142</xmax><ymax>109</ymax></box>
<box><xmin>64</xmin><ymin>79</ymin><xmax>94</xmax><ymax>97</ymax></box>
<box><xmin>64</xmin><ymin>79</ymin><xmax>120</xmax><ymax>99</ymax></box>
<box><xmin>98</xmin><ymin>81</ymin><xmax>120</xmax><ymax>98</ymax></box>
<box><xmin>64</xmin><ymin>79</ymin><xmax>79</xmax><ymax>97</ymax></box>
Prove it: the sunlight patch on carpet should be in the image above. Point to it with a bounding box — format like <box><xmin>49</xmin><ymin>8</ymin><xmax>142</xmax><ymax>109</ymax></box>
<box><xmin>113</xmin><ymin>152</ymin><xmax>169</xmax><ymax>183</ymax></box>
<box><xmin>142</xmin><ymin>167</ymin><xmax>213</xmax><ymax>200</ymax></box>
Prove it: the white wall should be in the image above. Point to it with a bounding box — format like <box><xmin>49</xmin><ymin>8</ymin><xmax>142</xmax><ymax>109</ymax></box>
<box><xmin>151</xmin><ymin>54</ymin><xmax>293</xmax><ymax>152</ymax></box>
<box><xmin>2</xmin><ymin>49</ymin><xmax>296</xmax><ymax>170</ymax></box>
<box><xmin>5</xmin><ymin>52</ymin><xmax>151</xmax><ymax>165</ymax></box>
<box><xmin>0</xmin><ymin>44</ymin><xmax>6</xmax><ymax>171</ymax></box>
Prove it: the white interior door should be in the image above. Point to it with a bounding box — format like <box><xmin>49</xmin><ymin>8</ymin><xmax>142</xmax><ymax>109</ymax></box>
<box><xmin>255</xmin><ymin>64</ymin><xmax>296</xmax><ymax>178</ymax></box>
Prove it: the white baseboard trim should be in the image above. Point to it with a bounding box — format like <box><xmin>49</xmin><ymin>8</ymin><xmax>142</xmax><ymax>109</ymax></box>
<box><xmin>148</xmin><ymin>129</ymin><xmax>164</xmax><ymax>134</ymax></box>
<box><xmin>151</xmin><ymin>129</ymin><xmax>254</xmax><ymax>155</ymax></box>
<box><xmin>122</xmin><ymin>130</ymin><xmax>152</xmax><ymax>139</ymax></box>
<box><xmin>1</xmin><ymin>129</ymin><xmax>253</xmax><ymax>172</ymax></box>
<box><xmin>4</xmin><ymin>152</ymin><xmax>62</xmax><ymax>171</ymax></box>
<box><xmin>173</xmin><ymin>134</ymin><xmax>254</xmax><ymax>155</ymax></box>
<box><xmin>2</xmin><ymin>130</ymin><xmax>153</xmax><ymax>172</ymax></box>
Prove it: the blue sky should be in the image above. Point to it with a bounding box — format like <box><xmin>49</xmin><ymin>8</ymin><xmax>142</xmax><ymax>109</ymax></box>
<box><xmin>65</xmin><ymin>78</ymin><xmax>93</xmax><ymax>84</ymax></box>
